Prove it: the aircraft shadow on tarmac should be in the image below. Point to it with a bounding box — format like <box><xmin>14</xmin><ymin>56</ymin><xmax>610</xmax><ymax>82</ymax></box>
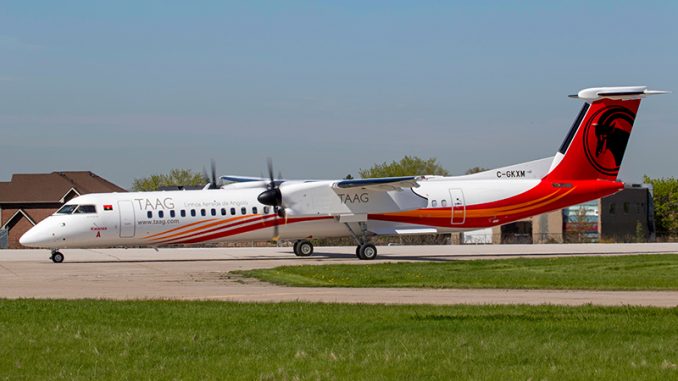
<box><xmin>59</xmin><ymin>250</ymin><xmax>656</xmax><ymax>265</ymax></box>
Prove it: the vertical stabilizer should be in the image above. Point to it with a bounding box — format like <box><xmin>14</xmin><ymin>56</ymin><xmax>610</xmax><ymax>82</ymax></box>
<box><xmin>546</xmin><ymin>86</ymin><xmax>667</xmax><ymax>181</ymax></box>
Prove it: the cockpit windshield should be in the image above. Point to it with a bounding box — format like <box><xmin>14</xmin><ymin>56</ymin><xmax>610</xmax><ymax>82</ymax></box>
<box><xmin>55</xmin><ymin>204</ymin><xmax>97</xmax><ymax>215</ymax></box>
<box><xmin>56</xmin><ymin>204</ymin><xmax>78</xmax><ymax>214</ymax></box>
<box><xmin>74</xmin><ymin>205</ymin><xmax>97</xmax><ymax>214</ymax></box>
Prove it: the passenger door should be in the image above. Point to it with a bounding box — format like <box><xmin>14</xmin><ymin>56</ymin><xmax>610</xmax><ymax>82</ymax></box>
<box><xmin>449</xmin><ymin>189</ymin><xmax>466</xmax><ymax>225</ymax></box>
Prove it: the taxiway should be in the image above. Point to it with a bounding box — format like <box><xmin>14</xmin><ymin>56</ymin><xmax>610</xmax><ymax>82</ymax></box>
<box><xmin>1</xmin><ymin>243</ymin><xmax>677</xmax><ymax>306</ymax></box>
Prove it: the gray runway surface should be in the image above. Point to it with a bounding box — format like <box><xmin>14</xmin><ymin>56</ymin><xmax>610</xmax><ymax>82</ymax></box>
<box><xmin>1</xmin><ymin>243</ymin><xmax>677</xmax><ymax>307</ymax></box>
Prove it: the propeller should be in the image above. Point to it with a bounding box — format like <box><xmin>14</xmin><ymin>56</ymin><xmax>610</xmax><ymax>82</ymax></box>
<box><xmin>257</xmin><ymin>158</ymin><xmax>285</xmax><ymax>241</ymax></box>
<box><xmin>202</xmin><ymin>159</ymin><xmax>222</xmax><ymax>190</ymax></box>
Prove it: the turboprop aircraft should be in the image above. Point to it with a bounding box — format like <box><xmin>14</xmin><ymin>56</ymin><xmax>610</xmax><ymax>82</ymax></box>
<box><xmin>20</xmin><ymin>86</ymin><xmax>668</xmax><ymax>263</ymax></box>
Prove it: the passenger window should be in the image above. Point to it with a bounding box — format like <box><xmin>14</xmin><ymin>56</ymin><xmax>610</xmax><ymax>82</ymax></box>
<box><xmin>432</xmin><ymin>200</ymin><xmax>437</xmax><ymax>207</ymax></box>
<box><xmin>147</xmin><ymin>211</ymin><xmax>153</xmax><ymax>218</ymax></box>
<box><xmin>252</xmin><ymin>207</ymin><xmax>258</xmax><ymax>214</ymax></box>
<box><xmin>264</xmin><ymin>206</ymin><xmax>270</xmax><ymax>214</ymax></box>
<box><xmin>56</xmin><ymin>204</ymin><xmax>78</xmax><ymax>214</ymax></box>
<box><xmin>180</xmin><ymin>210</ymin><xmax>186</xmax><ymax>217</ymax></box>
<box><xmin>201</xmin><ymin>209</ymin><xmax>206</xmax><ymax>217</ymax></box>
<box><xmin>230</xmin><ymin>208</ymin><xmax>236</xmax><ymax>215</ymax></box>
<box><xmin>211</xmin><ymin>208</ymin><xmax>216</xmax><ymax>216</ymax></box>
<box><xmin>74</xmin><ymin>205</ymin><xmax>96</xmax><ymax>214</ymax></box>
<box><xmin>191</xmin><ymin>209</ymin><xmax>196</xmax><ymax>217</ymax></box>
<box><xmin>158</xmin><ymin>210</ymin><xmax>164</xmax><ymax>218</ymax></box>
<box><xmin>241</xmin><ymin>207</ymin><xmax>247</xmax><ymax>215</ymax></box>
<box><xmin>170</xmin><ymin>210</ymin><xmax>175</xmax><ymax>218</ymax></box>
<box><xmin>221</xmin><ymin>208</ymin><xmax>226</xmax><ymax>216</ymax></box>
<box><xmin>441</xmin><ymin>200</ymin><xmax>448</xmax><ymax>207</ymax></box>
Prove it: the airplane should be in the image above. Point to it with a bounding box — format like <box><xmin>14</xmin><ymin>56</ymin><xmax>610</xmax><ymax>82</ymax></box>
<box><xmin>20</xmin><ymin>86</ymin><xmax>668</xmax><ymax>263</ymax></box>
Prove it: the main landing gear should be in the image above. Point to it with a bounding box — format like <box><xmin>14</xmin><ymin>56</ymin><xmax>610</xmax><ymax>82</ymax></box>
<box><xmin>293</xmin><ymin>240</ymin><xmax>314</xmax><ymax>257</ymax></box>
<box><xmin>50</xmin><ymin>250</ymin><xmax>64</xmax><ymax>263</ymax></box>
<box><xmin>355</xmin><ymin>243</ymin><xmax>378</xmax><ymax>260</ymax></box>
<box><xmin>345</xmin><ymin>222</ymin><xmax>378</xmax><ymax>260</ymax></box>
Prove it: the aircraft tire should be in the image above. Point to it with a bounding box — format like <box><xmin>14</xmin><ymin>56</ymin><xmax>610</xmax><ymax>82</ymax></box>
<box><xmin>51</xmin><ymin>252</ymin><xmax>64</xmax><ymax>263</ymax></box>
<box><xmin>293</xmin><ymin>240</ymin><xmax>301</xmax><ymax>255</ymax></box>
<box><xmin>358</xmin><ymin>244</ymin><xmax>377</xmax><ymax>260</ymax></box>
<box><xmin>296</xmin><ymin>241</ymin><xmax>313</xmax><ymax>257</ymax></box>
<box><xmin>355</xmin><ymin>246</ymin><xmax>361</xmax><ymax>258</ymax></box>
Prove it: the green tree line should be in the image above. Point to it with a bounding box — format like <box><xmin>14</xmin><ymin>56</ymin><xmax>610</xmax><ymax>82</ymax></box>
<box><xmin>644</xmin><ymin>176</ymin><xmax>678</xmax><ymax>238</ymax></box>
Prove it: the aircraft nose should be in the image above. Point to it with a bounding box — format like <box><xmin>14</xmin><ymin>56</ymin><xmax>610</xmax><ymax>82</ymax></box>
<box><xmin>19</xmin><ymin>228</ymin><xmax>39</xmax><ymax>247</ymax></box>
<box><xmin>19</xmin><ymin>222</ymin><xmax>57</xmax><ymax>248</ymax></box>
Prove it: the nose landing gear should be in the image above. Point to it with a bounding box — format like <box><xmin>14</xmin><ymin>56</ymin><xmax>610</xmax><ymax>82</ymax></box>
<box><xmin>50</xmin><ymin>250</ymin><xmax>64</xmax><ymax>263</ymax></box>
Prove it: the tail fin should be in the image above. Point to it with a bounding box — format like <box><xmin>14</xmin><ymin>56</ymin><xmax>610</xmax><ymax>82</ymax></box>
<box><xmin>546</xmin><ymin>86</ymin><xmax>668</xmax><ymax>181</ymax></box>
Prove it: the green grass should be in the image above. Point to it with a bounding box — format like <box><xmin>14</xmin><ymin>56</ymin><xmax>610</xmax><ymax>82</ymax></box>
<box><xmin>236</xmin><ymin>254</ymin><xmax>678</xmax><ymax>290</ymax></box>
<box><xmin>2</xmin><ymin>300</ymin><xmax>678</xmax><ymax>380</ymax></box>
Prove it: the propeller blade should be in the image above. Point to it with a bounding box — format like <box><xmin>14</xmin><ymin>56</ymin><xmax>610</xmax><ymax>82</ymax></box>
<box><xmin>202</xmin><ymin>166</ymin><xmax>210</xmax><ymax>185</ymax></box>
<box><xmin>210</xmin><ymin>159</ymin><xmax>221</xmax><ymax>189</ymax></box>
<box><xmin>266</xmin><ymin>158</ymin><xmax>275</xmax><ymax>189</ymax></box>
<box><xmin>261</xmin><ymin>158</ymin><xmax>285</xmax><ymax>242</ymax></box>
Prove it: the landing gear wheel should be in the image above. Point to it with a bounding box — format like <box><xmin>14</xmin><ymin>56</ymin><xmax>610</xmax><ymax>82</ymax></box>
<box><xmin>51</xmin><ymin>251</ymin><xmax>64</xmax><ymax>263</ymax></box>
<box><xmin>355</xmin><ymin>246</ymin><xmax>361</xmax><ymax>259</ymax></box>
<box><xmin>296</xmin><ymin>241</ymin><xmax>313</xmax><ymax>256</ymax></box>
<box><xmin>293</xmin><ymin>240</ymin><xmax>301</xmax><ymax>255</ymax></box>
<box><xmin>357</xmin><ymin>244</ymin><xmax>377</xmax><ymax>260</ymax></box>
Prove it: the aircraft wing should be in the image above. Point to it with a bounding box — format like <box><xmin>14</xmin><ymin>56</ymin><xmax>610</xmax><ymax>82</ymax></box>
<box><xmin>221</xmin><ymin>176</ymin><xmax>265</xmax><ymax>183</ymax></box>
<box><xmin>332</xmin><ymin>176</ymin><xmax>420</xmax><ymax>191</ymax></box>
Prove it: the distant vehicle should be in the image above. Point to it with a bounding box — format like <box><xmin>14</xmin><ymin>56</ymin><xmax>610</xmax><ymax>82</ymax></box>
<box><xmin>21</xmin><ymin>86</ymin><xmax>668</xmax><ymax>263</ymax></box>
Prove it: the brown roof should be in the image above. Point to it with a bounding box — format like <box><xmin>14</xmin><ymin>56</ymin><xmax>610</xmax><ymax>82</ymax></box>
<box><xmin>0</xmin><ymin>171</ymin><xmax>126</xmax><ymax>204</ymax></box>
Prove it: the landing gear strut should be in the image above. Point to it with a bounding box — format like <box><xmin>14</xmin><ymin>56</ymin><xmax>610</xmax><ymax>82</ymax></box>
<box><xmin>50</xmin><ymin>250</ymin><xmax>64</xmax><ymax>263</ymax></box>
<box><xmin>293</xmin><ymin>240</ymin><xmax>314</xmax><ymax>257</ymax></box>
<box><xmin>345</xmin><ymin>222</ymin><xmax>378</xmax><ymax>260</ymax></box>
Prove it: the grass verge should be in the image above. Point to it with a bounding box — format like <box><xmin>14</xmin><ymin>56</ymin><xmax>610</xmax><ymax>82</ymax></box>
<box><xmin>1</xmin><ymin>300</ymin><xmax>678</xmax><ymax>380</ymax></box>
<box><xmin>235</xmin><ymin>254</ymin><xmax>678</xmax><ymax>290</ymax></box>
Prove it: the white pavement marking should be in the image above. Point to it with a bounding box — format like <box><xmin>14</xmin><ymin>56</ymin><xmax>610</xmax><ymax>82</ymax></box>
<box><xmin>0</xmin><ymin>243</ymin><xmax>677</xmax><ymax>306</ymax></box>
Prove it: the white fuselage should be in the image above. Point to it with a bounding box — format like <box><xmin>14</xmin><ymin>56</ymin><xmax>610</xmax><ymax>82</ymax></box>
<box><xmin>19</xmin><ymin>173</ymin><xmax>617</xmax><ymax>249</ymax></box>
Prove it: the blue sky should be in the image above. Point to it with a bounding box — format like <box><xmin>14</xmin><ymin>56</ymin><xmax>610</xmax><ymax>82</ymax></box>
<box><xmin>1</xmin><ymin>1</ymin><xmax>676</xmax><ymax>188</ymax></box>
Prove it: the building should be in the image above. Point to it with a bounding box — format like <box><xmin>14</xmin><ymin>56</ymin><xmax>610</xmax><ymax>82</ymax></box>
<box><xmin>0</xmin><ymin>172</ymin><xmax>126</xmax><ymax>249</ymax></box>
<box><xmin>467</xmin><ymin>185</ymin><xmax>654</xmax><ymax>244</ymax></box>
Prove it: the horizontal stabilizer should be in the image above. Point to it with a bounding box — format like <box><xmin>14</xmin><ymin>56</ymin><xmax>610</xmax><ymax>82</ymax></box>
<box><xmin>568</xmin><ymin>86</ymin><xmax>670</xmax><ymax>102</ymax></box>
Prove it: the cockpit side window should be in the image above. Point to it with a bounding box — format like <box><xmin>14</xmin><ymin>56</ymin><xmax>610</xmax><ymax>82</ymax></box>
<box><xmin>74</xmin><ymin>205</ymin><xmax>97</xmax><ymax>214</ymax></box>
<box><xmin>56</xmin><ymin>204</ymin><xmax>78</xmax><ymax>214</ymax></box>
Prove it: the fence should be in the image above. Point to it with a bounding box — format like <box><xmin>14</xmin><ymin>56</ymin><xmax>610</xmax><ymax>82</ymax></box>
<box><xmin>0</xmin><ymin>228</ymin><xmax>8</xmax><ymax>249</ymax></box>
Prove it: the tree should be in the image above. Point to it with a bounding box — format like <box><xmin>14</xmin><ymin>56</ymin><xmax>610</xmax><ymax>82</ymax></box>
<box><xmin>465</xmin><ymin>166</ymin><xmax>489</xmax><ymax>175</ymax></box>
<box><xmin>643</xmin><ymin>176</ymin><xmax>678</xmax><ymax>238</ymax></box>
<box><xmin>358</xmin><ymin>156</ymin><xmax>449</xmax><ymax>178</ymax></box>
<box><xmin>132</xmin><ymin>169</ymin><xmax>206</xmax><ymax>191</ymax></box>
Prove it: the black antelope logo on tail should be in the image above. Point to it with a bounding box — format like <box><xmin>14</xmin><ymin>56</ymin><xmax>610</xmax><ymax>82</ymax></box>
<box><xmin>583</xmin><ymin>106</ymin><xmax>636</xmax><ymax>176</ymax></box>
